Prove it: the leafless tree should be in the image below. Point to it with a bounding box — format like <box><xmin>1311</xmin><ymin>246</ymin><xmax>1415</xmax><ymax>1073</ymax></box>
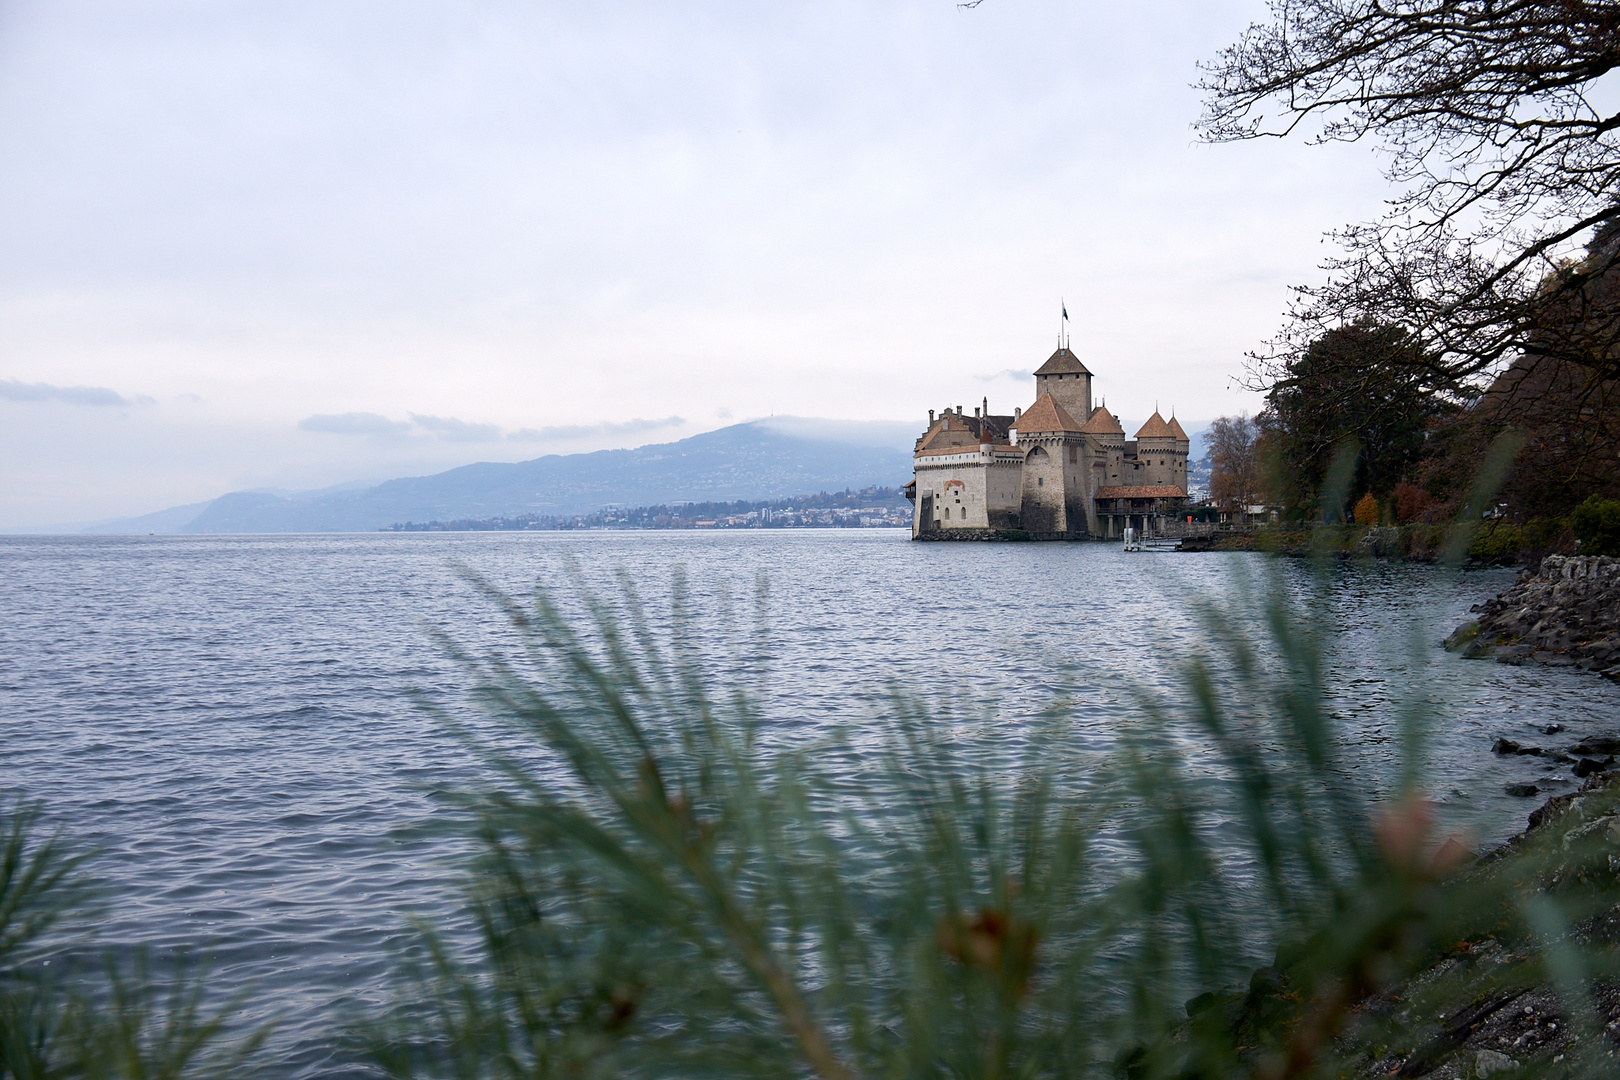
<box><xmin>1198</xmin><ymin>1</ymin><xmax>1620</xmax><ymax>400</ymax></box>
<box><xmin>1206</xmin><ymin>413</ymin><xmax>1264</xmax><ymax>510</ymax></box>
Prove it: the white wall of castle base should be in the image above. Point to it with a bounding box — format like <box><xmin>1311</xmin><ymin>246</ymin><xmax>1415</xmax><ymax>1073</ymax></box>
<box><xmin>913</xmin><ymin>454</ymin><xmax>1022</xmax><ymax>536</ymax></box>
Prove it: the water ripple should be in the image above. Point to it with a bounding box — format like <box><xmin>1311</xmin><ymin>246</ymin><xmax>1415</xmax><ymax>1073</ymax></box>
<box><xmin>2</xmin><ymin>532</ymin><xmax>1617</xmax><ymax>1077</ymax></box>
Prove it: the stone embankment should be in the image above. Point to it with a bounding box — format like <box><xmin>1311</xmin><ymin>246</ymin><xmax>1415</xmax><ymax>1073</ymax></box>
<box><xmin>1446</xmin><ymin>555</ymin><xmax>1620</xmax><ymax>680</ymax></box>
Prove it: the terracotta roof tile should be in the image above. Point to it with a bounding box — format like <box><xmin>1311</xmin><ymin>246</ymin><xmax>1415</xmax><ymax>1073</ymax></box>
<box><xmin>1167</xmin><ymin>415</ymin><xmax>1189</xmax><ymax>441</ymax></box>
<box><xmin>1080</xmin><ymin>406</ymin><xmax>1124</xmax><ymax>435</ymax></box>
<box><xmin>1096</xmin><ymin>485</ymin><xmax>1188</xmax><ymax>499</ymax></box>
<box><xmin>1013</xmin><ymin>393</ymin><xmax>1085</xmax><ymax>433</ymax></box>
<box><xmin>916</xmin><ymin>416</ymin><xmax>982</xmax><ymax>453</ymax></box>
<box><xmin>1134</xmin><ymin>411</ymin><xmax>1175</xmax><ymax>439</ymax></box>
<box><xmin>1032</xmin><ymin>347</ymin><xmax>1092</xmax><ymax>377</ymax></box>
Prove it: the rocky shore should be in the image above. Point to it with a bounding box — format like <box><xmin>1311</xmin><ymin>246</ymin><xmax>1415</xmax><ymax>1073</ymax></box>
<box><xmin>1203</xmin><ymin>769</ymin><xmax>1620</xmax><ymax>1077</ymax></box>
<box><xmin>1354</xmin><ymin>771</ymin><xmax>1620</xmax><ymax>1077</ymax></box>
<box><xmin>1445</xmin><ymin>555</ymin><xmax>1620</xmax><ymax>681</ymax></box>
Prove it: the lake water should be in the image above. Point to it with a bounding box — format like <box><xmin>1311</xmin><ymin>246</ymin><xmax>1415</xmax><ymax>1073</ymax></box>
<box><xmin>4</xmin><ymin>531</ymin><xmax>1618</xmax><ymax>1077</ymax></box>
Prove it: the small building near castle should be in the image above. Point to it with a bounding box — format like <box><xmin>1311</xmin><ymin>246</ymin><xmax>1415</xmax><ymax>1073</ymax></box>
<box><xmin>906</xmin><ymin>345</ymin><xmax>1189</xmax><ymax>539</ymax></box>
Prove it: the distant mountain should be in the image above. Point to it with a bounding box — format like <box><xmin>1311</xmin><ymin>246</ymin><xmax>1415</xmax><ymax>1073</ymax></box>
<box><xmin>86</xmin><ymin>418</ymin><xmax>919</xmax><ymax>534</ymax></box>
<box><xmin>79</xmin><ymin>500</ymin><xmax>217</xmax><ymax>535</ymax></box>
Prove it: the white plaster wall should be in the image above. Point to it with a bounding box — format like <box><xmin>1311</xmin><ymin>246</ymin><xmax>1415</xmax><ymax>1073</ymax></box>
<box><xmin>914</xmin><ymin>458</ymin><xmax>993</xmax><ymax>529</ymax></box>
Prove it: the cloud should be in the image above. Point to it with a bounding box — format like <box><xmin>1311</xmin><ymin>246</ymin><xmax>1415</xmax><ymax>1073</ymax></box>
<box><xmin>974</xmin><ymin>369</ymin><xmax>1032</xmax><ymax>383</ymax></box>
<box><xmin>507</xmin><ymin>416</ymin><xmax>685</xmax><ymax>442</ymax></box>
<box><xmin>410</xmin><ymin>413</ymin><xmax>501</xmax><ymax>442</ymax></box>
<box><xmin>297</xmin><ymin>411</ymin><xmax>674</xmax><ymax>443</ymax></box>
<box><xmin>0</xmin><ymin>379</ymin><xmax>150</xmax><ymax>406</ymax></box>
<box><xmin>298</xmin><ymin>412</ymin><xmax>412</xmax><ymax>435</ymax></box>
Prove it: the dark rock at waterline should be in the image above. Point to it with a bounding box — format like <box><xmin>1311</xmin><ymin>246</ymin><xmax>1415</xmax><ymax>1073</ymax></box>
<box><xmin>1573</xmin><ymin>756</ymin><xmax>1613</xmax><ymax>778</ymax></box>
<box><xmin>1491</xmin><ymin>738</ymin><xmax>1574</xmax><ymax>763</ymax></box>
<box><xmin>1569</xmin><ymin>735</ymin><xmax>1620</xmax><ymax>756</ymax></box>
<box><xmin>1543</xmin><ymin>723</ymin><xmax>1565</xmax><ymax>735</ymax></box>
<box><xmin>1506</xmin><ymin>782</ymin><xmax>1541</xmax><ymax>798</ymax></box>
<box><xmin>1447</xmin><ymin>555</ymin><xmax>1620</xmax><ymax>678</ymax></box>
<box><xmin>1492</xmin><ymin>737</ymin><xmax>1541</xmax><ymax>756</ymax></box>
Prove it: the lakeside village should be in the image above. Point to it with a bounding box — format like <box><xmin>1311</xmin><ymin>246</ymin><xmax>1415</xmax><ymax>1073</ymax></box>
<box><xmin>382</xmin><ymin>488</ymin><xmax>914</xmax><ymax>532</ymax></box>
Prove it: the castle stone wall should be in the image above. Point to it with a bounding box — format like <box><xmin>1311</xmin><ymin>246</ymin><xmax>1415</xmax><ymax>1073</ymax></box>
<box><xmin>1017</xmin><ymin>435</ymin><xmax>1089</xmax><ymax>536</ymax></box>
<box><xmin>1035</xmin><ymin>371</ymin><xmax>1091</xmax><ymax>423</ymax></box>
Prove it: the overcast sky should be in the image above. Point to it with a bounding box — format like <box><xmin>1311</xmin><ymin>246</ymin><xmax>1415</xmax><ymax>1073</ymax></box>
<box><xmin>0</xmin><ymin>0</ymin><xmax>1394</xmax><ymax>528</ymax></box>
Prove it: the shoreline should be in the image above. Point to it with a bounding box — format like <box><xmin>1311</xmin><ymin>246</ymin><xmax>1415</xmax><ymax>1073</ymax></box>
<box><xmin>1205</xmin><ymin>522</ymin><xmax>1554</xmax><ymax>566</ymax></box>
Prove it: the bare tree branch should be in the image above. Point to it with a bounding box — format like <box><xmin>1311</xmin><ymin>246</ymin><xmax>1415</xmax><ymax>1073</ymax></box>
<box><xmin>1198</xmin><ymin>1</ymin><xmax>1620</xmax><ymax>395</ymax></box>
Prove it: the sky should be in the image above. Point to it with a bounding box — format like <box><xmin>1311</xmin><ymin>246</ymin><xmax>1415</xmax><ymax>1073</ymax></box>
<box><xmin>0</xmin><ymin>0</ymin><xmax>1396</xmax><ymax>529</ymax></box>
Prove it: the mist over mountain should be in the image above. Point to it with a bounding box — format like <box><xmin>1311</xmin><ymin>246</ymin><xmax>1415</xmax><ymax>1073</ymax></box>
<box><xmin>80</xmin><ymin>418</ymin><xmax>918</xmax><ymax>534</ymax></box>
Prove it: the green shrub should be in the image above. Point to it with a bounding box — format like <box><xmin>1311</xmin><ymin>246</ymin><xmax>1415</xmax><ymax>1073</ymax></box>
<box><xmin>1571</xmin><ymin>495</ymin><xmax>1620</xmax><ymax>556</ymax></box>
<box><xmin>1467</xmin><ymin>522</ymin><xmax>1525</xmax><ymax>563</ymax></box>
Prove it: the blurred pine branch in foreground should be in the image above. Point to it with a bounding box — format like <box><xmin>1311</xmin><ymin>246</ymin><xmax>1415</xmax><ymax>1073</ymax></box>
<box><xmin>365</xmin><ymin>566</ymin><xmax>1620</xmax><ymax>1079</ymax></box>
<box><xmin>6</xmin><ymin>563</ymin><xmax>1620</xmax><ymax>1078</ymax></box>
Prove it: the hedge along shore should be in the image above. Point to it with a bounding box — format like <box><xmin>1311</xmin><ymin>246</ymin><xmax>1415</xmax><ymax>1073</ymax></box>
<box><xmin>1444</xmin><ymin>556</ymin><xmax>1620</xmax><ymax>683</ymax></box>
<box><xmin>1207</xmin><ymin>522</ymin><xmax>1567</xmax><ymax>565</ymax></box>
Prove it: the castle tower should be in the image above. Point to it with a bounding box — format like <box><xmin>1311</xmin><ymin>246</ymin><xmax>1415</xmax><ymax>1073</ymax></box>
<box><xmin>1032</xmin><ymin>347</ymin><xmax>1093</xmax><ymax>424</ymax></box>
<box><xmin>1134</xmin><ymin>411</ymin><xmax>1187</xmax><ymax>489</ymax></box>
<box><xmin>1166</xmin><ymin>414</ymin><xmax>1191</xmax><ymax>493</ymax></box>
<box><xmin>1079</xmin><ymin>405</ymin><xmax>1126</xmax><ymax>532</ymax></box>
<box><xmin>1012</xmin><ymin>393</ymin><xmax>1089</xmax><ymax>536</ymax></box>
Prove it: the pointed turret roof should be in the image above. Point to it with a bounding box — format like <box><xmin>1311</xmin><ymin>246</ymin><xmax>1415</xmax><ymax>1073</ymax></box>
<box><xmin>1080</xmin><ymin>406</ymin><xmax>1124</xmax><ymax>435</ymax></box>
<box><xmin>1032</xmin><ymin>346</ymin><xmax>1092</xmax><ymax>377</ymax></box>
<box><xmin>1015</xmin><ymin>394</ymin><xmax>1085</xmax><ymax>433</ymax></box>
<box><xmin>1134</xmin><ymin>411</ymin><xmax>1175</xmax><ymax>439</ymax></box>
<box><xmin>1167</xmin><ymin>415</ymin><xmax>1189</xmax><ymax>442</ymax></box>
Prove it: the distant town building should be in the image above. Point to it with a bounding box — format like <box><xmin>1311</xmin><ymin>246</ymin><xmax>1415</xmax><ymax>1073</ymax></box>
<box><xmin>906</xmin><ymin>346</ymin><xmax>1189</xmax><ymax>539</ymax></box>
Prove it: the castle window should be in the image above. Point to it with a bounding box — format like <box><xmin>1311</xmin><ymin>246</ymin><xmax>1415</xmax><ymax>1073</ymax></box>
<box><xmin>944</xmin><ymin>507</ymin><xmax>950</xmax><ymax>519</ymax></box>
<box><xmin>1037</xmin><ymin>477</ymin><xmax>1043</xmax><ymax>486</ymax></box>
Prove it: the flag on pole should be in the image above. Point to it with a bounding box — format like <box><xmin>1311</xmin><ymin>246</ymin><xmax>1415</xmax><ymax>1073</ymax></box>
<box><xmin>1062</xmin><ymin>302</ymin><xmax>1069</xmax><ymax>321</ymax></box>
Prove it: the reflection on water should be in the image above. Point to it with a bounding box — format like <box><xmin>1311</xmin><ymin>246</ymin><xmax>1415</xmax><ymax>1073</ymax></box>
<box><xmin>2</xmin><ymin>532</ymin><xmax>1616</xmax><ymax>1077</ymax></box>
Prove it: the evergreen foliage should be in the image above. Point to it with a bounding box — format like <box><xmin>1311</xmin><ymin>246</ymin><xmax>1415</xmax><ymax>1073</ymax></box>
<box><xmin>1263</xmin><ymin>322</ymin><xmax>1453</xmax><ymax>515</ymax></box>
<box><xmin>0</xmin><ymin>800</ymin><xmax>266</xmax><ymax>1079</ymax></box>
<box><xmin>6</xmin><ymin>552</ymin><xmax>1620</xmax><ymax>1076</ymax></box>
<box><xmin>364</xmin><ymin>565</ymin><xmax>1620</xmax><ymax>1079</ymax></box>
<box><xmin>1572</xmin><ymin>496</ymin><xmax>1620</xmax><ymax>556</ymax></box>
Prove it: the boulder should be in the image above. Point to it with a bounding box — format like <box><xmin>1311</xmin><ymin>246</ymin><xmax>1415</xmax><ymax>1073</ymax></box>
<box><xmin>1492</xmin><ymin>738</ymin><xmax>1537</xmax><ymax>755</ymax></box>
<box><xmin>1475</xmin><ymin>1049</ymin><xmax>1520</xmax><ymax>1077</ymax></box>
<box><xmin>1447</xmin><ymin>555</ymin><xmax>1620</xmax><ymax>677</ymax></box>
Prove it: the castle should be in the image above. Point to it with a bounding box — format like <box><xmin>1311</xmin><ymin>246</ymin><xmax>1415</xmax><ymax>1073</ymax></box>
<box><xmin>905</xmin><ymin>346</ymin><xmax>1190</xmax><ymax>539</ymax></box>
